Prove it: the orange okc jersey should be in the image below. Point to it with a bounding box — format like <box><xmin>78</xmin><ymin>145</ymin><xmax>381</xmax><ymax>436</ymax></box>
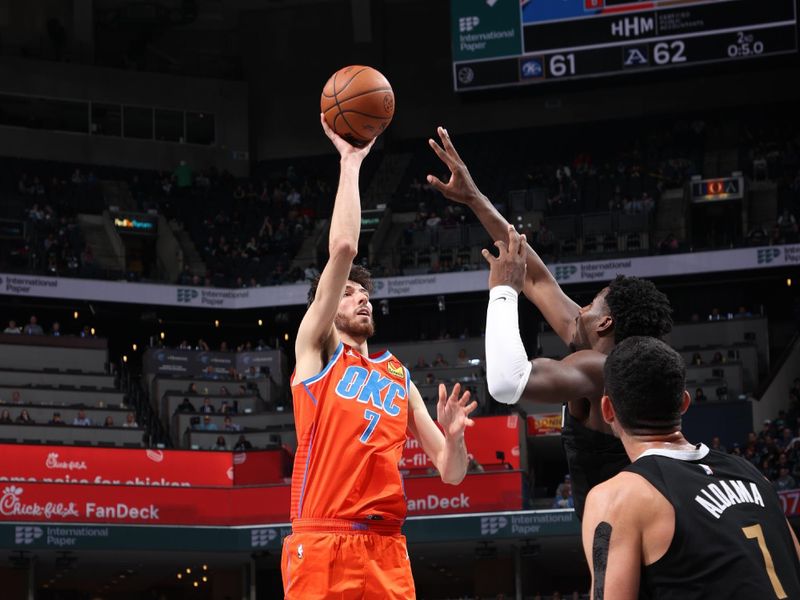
<box><xmin>290</xmin><ymin>342</ymin><xmax>410</xmax><ymax>522</ymax></box>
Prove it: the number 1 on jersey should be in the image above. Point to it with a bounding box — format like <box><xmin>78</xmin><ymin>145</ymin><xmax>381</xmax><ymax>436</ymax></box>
<box><xmin>360</xmin><ymin>409</ymin><xmax>381</xmax><ymax>443</ymax></box>
<box><xmin>742</xmin><ymin>524</ymin><xmax>788</xmax><ymax>599</ymax></box>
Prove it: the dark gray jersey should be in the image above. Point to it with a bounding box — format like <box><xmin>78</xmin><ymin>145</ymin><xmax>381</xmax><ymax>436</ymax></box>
<box><xmin>625</xmin><ymin>445</ymin><xmax>800</xmax><ymax>600</ymax></box>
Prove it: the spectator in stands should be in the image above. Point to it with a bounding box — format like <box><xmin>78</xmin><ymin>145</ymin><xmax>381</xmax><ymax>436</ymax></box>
<box><xmin>425</xmin><ymin>373</ymin><xmax>435</xmax><ymax>385</ymax></box>
<box><xmin>690</xmin><ymin>353</ymin><xmax>703</xmax><ymax>366</ymax></box>
<box><xmin>456</xmin><ymin>349</ymin><xmax>469</xmax><ymax>366</ymax></box>
<box><xmin>466</xmin><ymin>453</ymin><xmax>484</xmax><ymax>473</ymax></box>
<box><xmin>104</xmin><ymin>416</ymin><xmax>115</xmax><ymax>427</ymax></box>
<box><xmin>187</xmin><ymin>383</ymin><xmax>199</xmax><ymax>394</ymax></box>
<box><xmin>553</xmin><ymin>481</ymin><xmax>574</xmax><ymax>509</ymax></box>
<box><xmin>760</xmin><ymin>456</ymin><xmax>777</xmax><ymax>480</ymax></box>
<box><xmin>234</xmin><ymin>435</ymin><xmax>253</xmax><ymax>451</ymax></box>
<box><xmin>220</xmin><ymin>400</ymin><xmax>232</xmax><ymax>415</ymax></box>
<box><xmin>775</xmin><ymin>466</ymin><xmax>796</xmax><ymax>491</ymax></box>
<box><xmin>80</xmin><ymin>325</ymin><xmax>94</xmax><ymax>338</ymax></box>
<box><xmin>48</xmin><ymin>412</ymin><xmax>65</xmax><ymax>425</ymax></box>
<box><xmin>122</xmin><ymin>412</ymin><xmax>138</xmax><ymax>428</ymax></box>
<box><xmin>777</xmin><ymin>427</ymin><xmax>795</xmax><ymax>450</ymax></box>
<box><xmin>219</xmin><ymin>385</ymin><xmax>231</xmax><ymax>396</ymax></box>
<box><xmin>790</xmin><ymin>378</ymin><xmax>800</xmax><ymax>404</ymax></box>
<box><xmin>711</xmin><ymin>351</ymin><xmax>725</xmax><ymax>364</ymax></box>
<box><xmin>10</xmin><ymin>390</ymin><xmax>22</xmax><ymax>404</ymax></box>
<box><xmin>3</xmin><ymin>320</ymin><xmax>21</xmax><ymax>334</ymax></box>
<box><xmin>51</xmin><ymin>321</ymin><xmax>61</xmax><ymax>336</ymax></box>
<box><xmin>777</xmin><ymin>208</ymin><xmax>798</xmax><ymax>243</ymax></box>
<box><xmin>223</xmin><ymin>416</ymin><xmax>241</xmax><ymax>432</ymax></box>
<box><xmin>710</xmin><ymin>436</ymin><xmax>727</xmax><ymax>453</ymax></box>
<box><xmin>734</xmin><ymin>306</ymin><xmax>753</xmax><ymax>319</ymax></box>
<box><xmin>23</xmin><ymin>315</ymin><xmax>44</xmax><ymax>335</ymax></box>
<box><xmin>213</xmin><ymin>435</ymin><xmax>227</xmax><ymax>450</ymax></box>
<box><xmin>177</xmin><ymin>340</ymin><xmax>192</xmax><ymax>350</ymax></box>
<box><xmin>0</xmin><ymin>409</ymin><xmax>11</xmax><ymax>424</ymax></box>
<box><xmin>694</xmin><ymin>388</ymin><xmax>708</xmax><ymax>403</ymax></box>
<box><xmin>73</xmin><ymin>410</ymin><xmax>92</xmax><ymax>426</ymax></box>
<box><xmin>200</xmin><ymin>398</ymin><xmax>215</xmax><ymax>413</ymax></box>
<box><xmin>534</xmin><ymin>223</ymin><xmax>556</xmax><ymax>258</ymax></box>
<box><xmin>16</xmin><ymin>410</ymin><xmax>34</xmax><ymax>424</ymax></box>
<box><xmin>414</xmin><ymin>356</ymin><xmax>430</xmax><ymax>369</ymax></box>
<box><xmin>176</xmin><ymin>398</ymin><xmax>195</xmax><ymax>413</ymax></box>
<box><xmin>432</xmin><ymin>353</ymin><xmax>449</xmax><ymax>367</ymax></box>
<box><xmin>199</xmin><ymin>415</ymin><xmax>218</xmax><ymax>431</ymax></box>
<box><xmin>196</xmin><ymin>339</ymin><xmax>210</xmax><ymax>351</ymax></box>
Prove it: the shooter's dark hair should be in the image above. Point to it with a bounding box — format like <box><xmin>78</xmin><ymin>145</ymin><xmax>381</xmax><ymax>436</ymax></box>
<box><xmin>307</xmin><ymin>264</ymin><xmax>373</xmax><ymax>307</ymax></box>
<box><xmin>604</xmin><ymin>336</ymin><xmax>686</xmax><ymax>431</ymax></box>
<box><xmin>605</xmin><ymin>275</ymin><xmax>673</xmax><ymax>342</ymax></box>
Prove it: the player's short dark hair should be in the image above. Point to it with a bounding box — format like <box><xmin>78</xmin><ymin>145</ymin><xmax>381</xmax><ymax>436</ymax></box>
<box><xmin>604</xmin><ymin>336</ymin><xmax>685</xmax><ymax>431</ymax></box>
<box><xmin>605</xmin><ymin>275</ymin><xmax>672</xmax><ymax>342</ymax></box>
<box><xmin>307</xmin><ymin>264</ymin><xmax>373</xmax><ymax>307</ymax></box>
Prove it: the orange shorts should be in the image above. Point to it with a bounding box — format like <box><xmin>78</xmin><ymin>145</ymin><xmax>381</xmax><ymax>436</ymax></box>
<box><xmin>281</xmin><ymin>518</ymin><xmax>415</xmax><ymax>600</ymax></box>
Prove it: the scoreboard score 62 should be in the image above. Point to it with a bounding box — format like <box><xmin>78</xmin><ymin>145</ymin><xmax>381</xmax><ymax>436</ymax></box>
<box><xmin>451</xmin><ymin>0</ymin><xmax>798</xmax><ymax>91</ymax></box>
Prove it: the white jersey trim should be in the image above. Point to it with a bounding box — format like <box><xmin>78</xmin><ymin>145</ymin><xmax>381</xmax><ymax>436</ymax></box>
<box><xmin>635</xmin><ymin>443</ymin><xmax>710</xmax><ymax>463</ymax></box>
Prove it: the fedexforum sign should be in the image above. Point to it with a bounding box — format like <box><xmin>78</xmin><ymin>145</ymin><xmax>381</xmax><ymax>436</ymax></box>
<box><xmin>1</xmin><ymin>244</ymin><xmax>798</xmax><ymax>309</ymax></box>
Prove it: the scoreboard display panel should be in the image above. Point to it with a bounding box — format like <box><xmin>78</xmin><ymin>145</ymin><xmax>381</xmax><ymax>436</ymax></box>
<box><xmin>451</xmin><ymin>0</ymin><xmax>798</xmax><ymax>91</ymax></box>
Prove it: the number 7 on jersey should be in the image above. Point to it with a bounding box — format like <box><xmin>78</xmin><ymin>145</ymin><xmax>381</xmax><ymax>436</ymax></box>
<box><xmin>360</xmin><ymin>409</ymin><xmax>381</xmax><ymax>443</ymax></box>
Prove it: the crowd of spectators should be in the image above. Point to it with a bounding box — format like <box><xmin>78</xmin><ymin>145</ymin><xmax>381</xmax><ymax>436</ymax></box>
<box><xmin>4</xmin><ymin>105</ymin><xmax>799</xmax><ymax>287</ymax></box>
<box><xmin>3</xmin><ymin>314</ymin><xmax>95</xmax><ymax>338</ymax></box>
<box><xmin>716</xmin><ymin>377</ymin><xmax>800</xmax><ymax>491</ymax></box>
<box><xmin>0</xmin><ymin>405</ymin><xmax>138</xmax><ymax>428</ymax></box>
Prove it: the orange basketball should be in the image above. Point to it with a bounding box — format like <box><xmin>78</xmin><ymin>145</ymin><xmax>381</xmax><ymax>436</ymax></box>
<box><xmin>321</xmin><ymin>65</ymin><xmax>395</xmax><ymax>147</ymax></box>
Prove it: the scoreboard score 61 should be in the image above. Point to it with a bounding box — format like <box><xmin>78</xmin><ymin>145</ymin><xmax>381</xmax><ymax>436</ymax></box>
<box><xmin>451</xmin><ymin>0</ymin><xmax>798</xmax><ymax>91</ymax></box>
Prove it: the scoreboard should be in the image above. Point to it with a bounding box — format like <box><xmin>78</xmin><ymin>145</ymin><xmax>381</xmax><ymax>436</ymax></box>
<box><xmin>451</xmin><ymin>0</ymin><xmax>798</xmax><ymax>91</ymax></box>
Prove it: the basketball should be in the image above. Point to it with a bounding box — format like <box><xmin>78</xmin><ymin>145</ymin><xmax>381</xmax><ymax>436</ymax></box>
<box><xmin>321</xmin><ymin>65</ymin><xmax>395</xmax><ymax>147</ymax></box>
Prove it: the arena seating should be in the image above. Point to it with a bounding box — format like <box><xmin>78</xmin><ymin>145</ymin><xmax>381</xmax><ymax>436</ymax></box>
<box><xmin>0</xmin><ymin>333</ymin><xmax>145</xmax><ymax>447</ymax></box>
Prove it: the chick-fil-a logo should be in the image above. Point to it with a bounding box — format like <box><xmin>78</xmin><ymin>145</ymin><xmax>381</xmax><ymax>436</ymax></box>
<box><xmin>45</xmin><ymin>453</ymin><xmax>88</xmax><ymax>471</ymax></box>
<box><xmin>0</xmin><ymin>485</ymin><xmax>80</xmax><ymax>519</ymax></box>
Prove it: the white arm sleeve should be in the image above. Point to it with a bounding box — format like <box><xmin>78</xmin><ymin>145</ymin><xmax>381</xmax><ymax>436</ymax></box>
<box><xmin>485</xmin><ymin>285</ymin><xmax>533</xmax><ymax>404</ymax></box>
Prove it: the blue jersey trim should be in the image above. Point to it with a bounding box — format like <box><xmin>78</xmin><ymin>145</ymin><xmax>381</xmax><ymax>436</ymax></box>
<box><xmin>302</xmin><ymin>383</ymin><xmax>318</xmax><ymax>406</ymax></box>
<box><xmin>300</xmin><ymin>342</ymin><xmax>344</xmax><ymax>386</ymax></box>
<box><xmin>365</xmin><ymin>350</ymin><xmax>391</xmax><ymax>363</ymax></box>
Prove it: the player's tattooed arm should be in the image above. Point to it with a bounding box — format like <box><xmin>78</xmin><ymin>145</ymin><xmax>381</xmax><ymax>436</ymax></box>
<box><xmin>592</xmin><ymin>522</ymin><xmax>612</xmax><ymax>600</ymax></box>
<box><xmin>582</xmin><ymin>478</ymin><xmax>643</xmax><ymax>600</ymax></box>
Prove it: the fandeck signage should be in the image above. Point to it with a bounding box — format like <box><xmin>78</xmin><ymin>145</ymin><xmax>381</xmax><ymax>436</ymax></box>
<box><xmin>0</xmin><ymin>471</ymin><xmax>523</xmax><ymax>526</ymax></box>
<box><xmin>2</xmin><ymin>244</ymin><xmax>797</xmax><ymax>309</ymax></box>
<box><xmin>0</xmin><ymin>445</ymin><xmax>286</xmax><ymax>488</ymax></box>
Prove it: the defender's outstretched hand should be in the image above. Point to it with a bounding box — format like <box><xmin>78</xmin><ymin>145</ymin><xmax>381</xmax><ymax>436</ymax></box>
<box><xmin>427</xmin><ymin>126</ymin><xmax>482</xmax><ymax>205</ymax></box>
<box><xmin>482</xmin><ymin>225</ymin><xmax>527</xmax><ymax>293</ymax></box>
<box><xmin>437</xmin><ymin>382</ymin><xmax>477</xmax><ymax>439</ymax></box>
<box><xmin>320</xmin><ymin>113</ymin><xmax>376</xmax><ymax>160</ymax></box>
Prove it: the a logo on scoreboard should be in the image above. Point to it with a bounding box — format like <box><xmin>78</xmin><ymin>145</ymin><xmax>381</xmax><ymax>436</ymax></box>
<box><xmin>623</xmin><ymin>45</ymin><xmax>650</xmax><ymax>68</ymax></box>
<box><xmin>520</xmin><ymin>57</ymin><xmax>545</xmax><ymax>80</ymax></box>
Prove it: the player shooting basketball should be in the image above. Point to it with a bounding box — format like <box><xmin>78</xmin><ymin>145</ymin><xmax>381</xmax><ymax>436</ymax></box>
<box><xmin>428</xmin><ymin>127</ymin><xmax>672</xmax><ymax>519</ymax></box>
<box><xmin>281</xmin><ymin>116</ymin><xmax>477</xmax><ymax>599</ymax></box>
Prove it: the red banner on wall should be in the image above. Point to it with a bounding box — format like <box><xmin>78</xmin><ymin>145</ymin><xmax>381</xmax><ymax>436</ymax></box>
<box><xmin>0</xmin><ymin>471</ymin><xmax>523</xmax><ymax>526</ymax></box>
<box><xmin>0</xmin><ymin>481</ymin><xmax>290</xmax><ymax>525</ymax></box>
<box><xmin>404</xmin><ymin>471</ymin><xmax>524</xmax><ymax>516</ymax></box>
<box><xmin>402</xmin><ymin>415</ymin><xmax>522</xmax><ymax>472</ymax></box>
<box><xmin>0</xmin><ymin>445</ymin><xmax>286</xmax><ymax>488</ymax></box>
